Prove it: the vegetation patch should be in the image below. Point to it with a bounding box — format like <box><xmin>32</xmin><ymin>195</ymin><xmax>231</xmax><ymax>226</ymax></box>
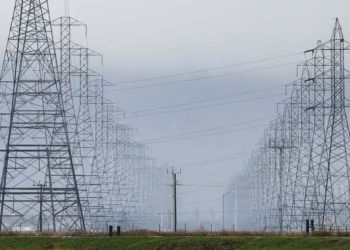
<box><xmin>0</xmin><ymin>236</ymin><xmax>350</xmax><ymax>250</ymax></box>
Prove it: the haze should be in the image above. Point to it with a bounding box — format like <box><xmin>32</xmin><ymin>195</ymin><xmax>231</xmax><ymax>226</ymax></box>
<box><xmin>0</xmin><ymin>0</ymin><xmax>348</xmax><ymax>230</ymax></box>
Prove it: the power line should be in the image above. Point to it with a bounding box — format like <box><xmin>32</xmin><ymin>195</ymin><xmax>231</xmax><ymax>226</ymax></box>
<box><xmin>113</xmin><ymin>61</ymin><xmax>300</xmax><ymax>91</ymax></box>
<box><xmin>140</xmin><ymin>117</ymin><xmax>271</xmax><ymax>143</ymax></box>
<box><xmin>181</xmin><ymin>184</ymin><xmax>228</xmax><ymax>188</ymax></box>
<box><xmin>177</xmin><ymin>153</ymin><xmax>251</xmax><ymax>169</ymax></box>
<box><xmin>140</xmin><ymin>123</ymin><xmax>270</xmax><ymax>144</ymax></box>
<box><xmin>178</xmin><ymin>198</ymin><xmax>222</xmax><ymax>206</ymax></box>
<box><xmin>114</xmin><ymin>52</ymin><xmax>302</xmax><ymax>85</ymax></box>
<box><xmin>142</xmin><ymin>124</ymin><xmax>267</xmax><ymax>144</ymax></box>
<box><xmin>158</xmin><ymin>210</ymin><xmax>243</xmax><ymax>215</ymax></box>
<box><xmin>126</xmin><ymin>93</ymin><xmax>283</xmax><ymax>118</ymax></box>
<box><xmin>127</xmin><ymin>84</ymin><xmax>284</xmax><ymax>116</ymax></box>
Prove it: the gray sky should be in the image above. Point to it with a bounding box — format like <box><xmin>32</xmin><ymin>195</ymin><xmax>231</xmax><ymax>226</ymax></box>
<box><xmin>0</xmin><ymin>0</ymin><xmax>349</xmax><ymax>230</ymax></box>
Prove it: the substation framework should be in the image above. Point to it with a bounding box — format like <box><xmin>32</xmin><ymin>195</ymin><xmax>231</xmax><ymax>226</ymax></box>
<box><xmin>234</xmin><ymin>19</ymin><xmax>350</xmax><ymax>232</ymax></box>
<box><xmin>0</xmin><ymin>0</ymin><xmax>171</xmax><ymax>232</ymax></box>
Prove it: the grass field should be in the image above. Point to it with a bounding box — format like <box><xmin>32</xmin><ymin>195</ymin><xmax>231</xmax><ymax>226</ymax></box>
<box><xmin>0</xmin><ymin>236</ymin><xmax>350</xmax><ymax>250</ymax></box>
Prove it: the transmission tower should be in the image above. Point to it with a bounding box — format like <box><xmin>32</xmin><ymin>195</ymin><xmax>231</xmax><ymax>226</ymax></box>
<box><xmin>0</xmin><ymin>0</ymin><xmax>85</xmax><ymax>232</ymax></box>
<box><xmin>307</xmin><ymin>19</ymin><xmax>350</xmax><ymax>231</ymax></box>
<box><xmin>234</xmin><ymin>19</ymin><xmax>350</xmax><ymax>232</ymax></box>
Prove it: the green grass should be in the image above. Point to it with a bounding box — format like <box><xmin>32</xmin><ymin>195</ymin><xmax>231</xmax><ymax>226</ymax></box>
<box><xmin>0</xmin><ymin>236</ymin><xmax>350</xmax><ymax>250</ymax></box>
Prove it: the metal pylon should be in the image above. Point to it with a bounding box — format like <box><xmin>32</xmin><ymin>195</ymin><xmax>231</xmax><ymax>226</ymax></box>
<box><xmin>234</xmin><ymin>19</ymin><xmax>350</xmax><ymax>232</ymax></box>
<box><xmin>0</xmin><ymin>0</ymin><xmax>85</xmax><ymax>232</ymax></box>
<box><xmin>309</xmin><ymin>19</ymin><xmax>350</xmax><ymax>230</ymax></box>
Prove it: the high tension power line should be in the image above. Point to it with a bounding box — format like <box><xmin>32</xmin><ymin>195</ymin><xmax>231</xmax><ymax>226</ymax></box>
<box><xmin>2</xmin><ymin>0</ymin><xmax>350</xmax><ymax>236</ymax></box>
<box><xmin>125</xmin><ymin>93</ymin><xmax>283</xmax><ymax>118</ymax></box>
<box><xmin>234</xmin><ymin>19</ymin><xmax>350</xmax><ymax>233</ymax></box>
<box><xmin>113</xmin><ymin>61</ymin><xmax>300</xmax><ymax>91</ymax></box>
<box><xmin>0</xmin><ymin>0</ymin><xmax>171</xmax><ymax>232</ymax></box>
<box><xmin>114</xmin><ymin>52</ymin><xmax>302</xmax><ymax>85</ymax></box>
<box><xmin>139</xmin><ymin>117</ymin><xmax>273</xmax><ymax>144</ymax></box>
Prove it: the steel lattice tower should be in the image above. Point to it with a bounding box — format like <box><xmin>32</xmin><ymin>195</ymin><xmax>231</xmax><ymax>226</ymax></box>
<box><xmin>0</xmin><ymin>0</ymin><xmax>85</xmax><ymax>232</ymax></box>
<box><xmin>308</xmin><ymin>19</ymin><xmax>350</xmax><ymax>230</ymax></box>
<box><xmin>234</xmin><ymin>19</ymin><xmax>350</xmax><ymax>232</ymax></box>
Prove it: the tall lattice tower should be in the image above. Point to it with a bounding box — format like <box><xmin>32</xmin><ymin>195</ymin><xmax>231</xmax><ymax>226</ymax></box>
<box><xmin>234</xmin><ymin>19</ymin><xmax>350</xmax><ymax>232</ymax></box>
<box><xmin>307</xmin><ymin>19</ymin><xmax>350</xmax><ymax>230</ymax></box>
<box><xmin>0</xmin><ymin>0</ymin><xmax>85</xmax><ymax>232</ymax></box>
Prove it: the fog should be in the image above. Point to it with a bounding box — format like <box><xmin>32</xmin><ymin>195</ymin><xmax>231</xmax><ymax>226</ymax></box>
<box><xmin>0</xmin><ymin>0</ymin><xmax>348</xmax><ymax>230</ymax></box>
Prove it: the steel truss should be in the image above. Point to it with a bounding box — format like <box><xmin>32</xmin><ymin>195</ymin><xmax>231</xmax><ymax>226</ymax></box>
<box><xmin>0</xmin><ymin>0</ymin><xmax>171</xmax><ymax>232</ymax></box>
<box><xmin>234</xmin><ymin>19</ymin><xmax>350</xmax><ymax>232</ymax></box>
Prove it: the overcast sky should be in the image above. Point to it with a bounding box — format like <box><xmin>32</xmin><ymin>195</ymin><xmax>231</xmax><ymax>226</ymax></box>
<box><xmin>0</xmin><ymin>0</ymin><xmax>349</xmax><ymax>229</ymax></box>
